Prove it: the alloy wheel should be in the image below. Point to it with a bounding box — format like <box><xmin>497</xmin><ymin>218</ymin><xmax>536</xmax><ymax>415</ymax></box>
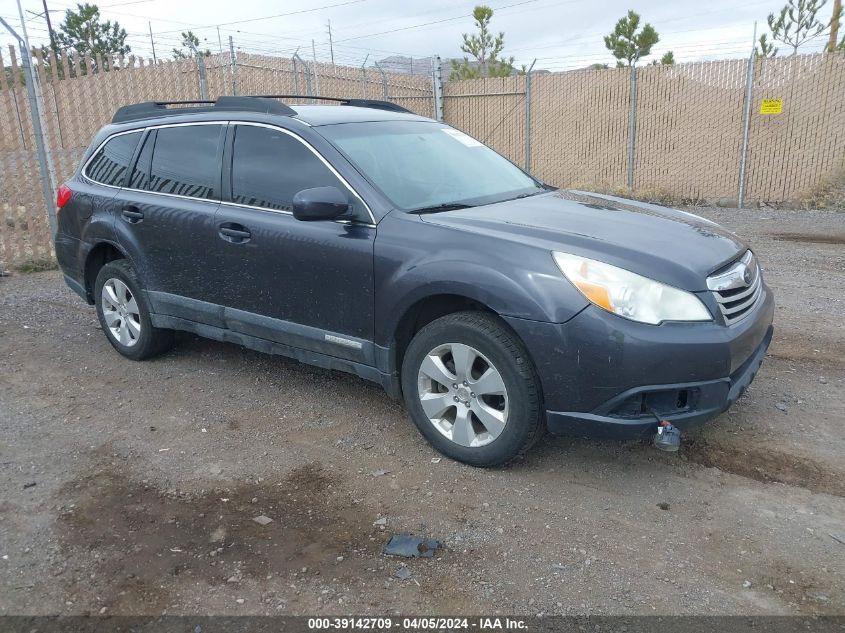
<box><xmin>101</xmin><ymin>278</ymin><xmax>142</xmax><ymax>347</ymax></box>
<box><xmin>416</xmin><ymin>342</ymin><xmax>509</xmax><ymax>448</ymax></box>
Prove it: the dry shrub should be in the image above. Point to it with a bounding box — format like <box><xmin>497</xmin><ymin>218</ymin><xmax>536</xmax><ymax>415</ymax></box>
<box><xmin>14</xmin><ymin>257</ymin><xmax>57</xmax><ymax>273</ymax></box>
<box><xmin>800</xmin><ymin>163</ymin><xmax>845</xmax><ymax>211</ymax></box>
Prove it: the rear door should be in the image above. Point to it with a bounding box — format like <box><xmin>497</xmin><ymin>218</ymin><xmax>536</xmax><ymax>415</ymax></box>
<box><xmin>114</xmin><ymin>122</ymin><xmax>225</xmax><ymax>308</ymax></box>
<box><xmin>210</xmin><ymin>122</ymin><xmax>376</xmax><ymax>361</ymax></box>
<box><xmin>69</xmin><ymin>130</ymin><xmax>142</xmax><ymax>269</ymax></box>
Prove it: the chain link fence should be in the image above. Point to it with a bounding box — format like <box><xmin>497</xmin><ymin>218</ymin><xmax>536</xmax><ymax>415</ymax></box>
<box><xmin>0</xmin><ymin>48</ymin><xmax>434</xmax><ymax>270</ymax></box>
<box><xmin>445</xmin><ymin>52</ymin><xmax>845</xmax><ymax>207</ymax></box>
<box><xmin>1</xmin><ymin>47</ymin><xmax>844</xmax><ymax>272</ymax></box>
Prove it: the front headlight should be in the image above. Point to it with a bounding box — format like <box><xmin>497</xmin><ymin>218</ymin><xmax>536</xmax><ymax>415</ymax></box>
<box><xmin>552</xmin><ymin>252</ymin><xmax>712</xmax><ymax>325</ymax></box>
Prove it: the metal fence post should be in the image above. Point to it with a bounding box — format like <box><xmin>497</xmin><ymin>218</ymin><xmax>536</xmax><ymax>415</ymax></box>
<box><xmin>188</xmin><ymin>42</ymin><xmax>209</xmax><ymax>100</ymax></box>
<box><xmin>228</xmin><ymin>36</ymin><xmax>237</xmax><ymax>95</ymax></box>
<box><xmin>524</xmin><ymin>59</ymin><xmax>536</xmax><ymax>173</ymax></box>
<box><xmin>433</xmin><ymin>55</ymin><xmax>444</xmax><ymax>122</ymax></box>
<box><xmin>293</xmin><ymin>52</ymin><xmax>313</xmax><ymax>100</ymax></box>
<box><xmin>374</xmin><ymin>60</ymin><xmax>388</xmax><ymax>100</ymax></box>
<box><xmin>738</xmin><ymin>24</ymin><xmax>757</xmax><ymax>209</ymax></box>
<box><xmin>311</xmin><ymin>39</ymin><xmax>320</xmax><ymax>96</ymax></box>
<box><xmin>626</xmin><ymin>65</ymin><xmax>638</xmax><ymax>191</ymax></box>
<box><xmin>360</xmin><ymin>54</ymin><xmax>369</xmax><ymax>98</ymax></box>
<box><xmin>1</xmin><ymin>14</ymin><xmax>58</xmax><ymax>238</ymax></box>
<box><xmin>292</xmin><ymin>48</ymin><xmax>300</xmax><ymax>95</ymax></box>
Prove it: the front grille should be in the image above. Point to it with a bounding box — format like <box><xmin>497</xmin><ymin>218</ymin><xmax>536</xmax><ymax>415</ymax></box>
<box><xmin>707</xmin><ymin>250</ymin><xmax>763</xmax><ymax>325</ymax></box>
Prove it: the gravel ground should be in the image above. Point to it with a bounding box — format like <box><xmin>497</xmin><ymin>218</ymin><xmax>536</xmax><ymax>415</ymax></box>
<box><xmin>0</xmin><ymin>207</ymin><xmax>843</xmax><ymax>616</ymax></box>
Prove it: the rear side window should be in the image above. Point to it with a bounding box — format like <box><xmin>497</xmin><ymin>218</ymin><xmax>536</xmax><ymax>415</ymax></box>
<box><xmin>85</xmin><ymin>131</ymin><xmax>142</xmax><ymax>187</ymax></box>
<box><xmin>231</xmin><ymin>125</ymin><xmax>344</xmax><ymax>211</ymax></box>
<box><xmin>148</xmin><ymin>125</ymin><xmax>221</xmax><ymax>200</ymax></box>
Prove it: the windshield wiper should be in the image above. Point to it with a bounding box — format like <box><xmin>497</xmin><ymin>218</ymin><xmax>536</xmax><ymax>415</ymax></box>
<box><xmin>510</xmin><ymin>189</ymin><xmax>548</xmax><ymax>200</ymax></box>
<box><xmin>412</xmin><ymin>203</ymin><xmax>476</xmax><ymax>214</ymax></box>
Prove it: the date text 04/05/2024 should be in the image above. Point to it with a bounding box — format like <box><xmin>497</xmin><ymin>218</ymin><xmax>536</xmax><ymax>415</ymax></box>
<box><xmin>306</xmin><ymin>617</ymin><xmax>528</xmax><ymax>630</ymax></box>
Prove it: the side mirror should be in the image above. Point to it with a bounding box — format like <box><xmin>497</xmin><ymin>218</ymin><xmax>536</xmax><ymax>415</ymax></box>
<box><xmin>292</xmin><ymin>186</ymin><xmax>350</xmax><ymax>221</ymax></box>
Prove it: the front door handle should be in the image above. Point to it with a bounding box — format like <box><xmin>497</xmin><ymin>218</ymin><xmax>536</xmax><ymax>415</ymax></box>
<box><xmin>121</xmin><ymin>206</ymin><xmax>144</xmax><ymax>223</ymax></box>
<box><xmin>218</xmin><ymin>223</ymin><xmax>251</xmax><ymax>243</ymax></box>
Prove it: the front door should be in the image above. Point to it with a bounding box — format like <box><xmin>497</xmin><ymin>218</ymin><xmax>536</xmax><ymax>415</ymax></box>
<box><xmin>211</xmin><ymin>122</ymin><xmax>376</xmax><ymax>363</ymax></box>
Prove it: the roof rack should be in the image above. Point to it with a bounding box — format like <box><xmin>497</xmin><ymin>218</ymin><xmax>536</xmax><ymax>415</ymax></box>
<box><xmin>112</xmin><ymin>97</ymin><xmax>297</xmax><ymax>123</ymax></box>
<box><xmin>112</xmin><ymin>95</ymin><xmax>412</xmax><ymax>123</ymax></box>
<box><xmin>249</xmin><ymin>95</ymin><xmax>412</xmax><ymax>114</ymax></box>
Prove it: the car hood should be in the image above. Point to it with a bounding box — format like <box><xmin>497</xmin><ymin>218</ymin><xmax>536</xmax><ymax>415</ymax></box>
<box><xmin>418</xmin><ymin>190</ymin><xmax>747</xmax><ymax>291</ymax></box>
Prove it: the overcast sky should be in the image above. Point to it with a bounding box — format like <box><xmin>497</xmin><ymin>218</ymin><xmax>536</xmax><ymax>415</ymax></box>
<box><xmin>0</xmin><ymin>0</ymin><xmax>837</xmax><ymax>71</ymax></box>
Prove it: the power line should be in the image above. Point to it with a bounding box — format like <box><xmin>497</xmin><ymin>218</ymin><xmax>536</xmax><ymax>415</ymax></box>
<box><xmin>332</xmin><ymin>0</ymin><xmax>548</xmax><ymax>43</ymax></box>
<box><xmin>153</xmin><ymin>0</ymin><xmax>368</xmax><ymax>35</ymax></box>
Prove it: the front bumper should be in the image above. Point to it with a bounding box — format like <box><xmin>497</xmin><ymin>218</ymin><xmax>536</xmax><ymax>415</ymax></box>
<box><xmin>545</xmin><ymin>324</ymin><xmax>772</xmax><ymax>438</ymax></box>
<box><xmin>503</xmin><ymin>281</ymin><xmax>775</xmax><ymax>439</ymax></box>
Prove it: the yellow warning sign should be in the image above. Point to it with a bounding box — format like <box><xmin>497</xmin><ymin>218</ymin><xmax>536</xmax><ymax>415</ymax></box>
<box><xmin>760</xmin><ymin>99</ymin><xmax>783</xmax><ymax>115</ymax></box>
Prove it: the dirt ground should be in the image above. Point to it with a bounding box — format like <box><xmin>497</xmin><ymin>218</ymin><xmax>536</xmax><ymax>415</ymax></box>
<box><xmin>1</xmin><ymin>207</ymin><xmax>843</xmax><ymax>617</ymax></box>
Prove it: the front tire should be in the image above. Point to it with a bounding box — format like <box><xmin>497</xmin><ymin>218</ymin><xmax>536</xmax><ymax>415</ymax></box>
<box><xmin>94</xmin><ymin>259</ymin><xmax>173</xmax><ymax>360</ymax></box>
<box><xmin>401</xmin><ymin>311</ymin><xmax>544</xmax><ymax>467</ymax></box>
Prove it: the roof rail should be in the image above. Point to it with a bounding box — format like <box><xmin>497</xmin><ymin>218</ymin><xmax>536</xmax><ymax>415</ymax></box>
<box><xmin>223</xmin><ymin>95</ymin><xmax>412</xmax><ymax>114</ymax></box>
<box><xmin>111</xmin><ymin>95</ymin><xmax>412</xmax><ymax>124</ymax></box>
<box><xmin>342</xmin><ymin>98</ymin><xmax>412</xmax><ymax>113</ymax></box>
<box><xmin>112</xmin><ymin>97</ymin><xmax>297</xmax><ymax>123</ymax></box>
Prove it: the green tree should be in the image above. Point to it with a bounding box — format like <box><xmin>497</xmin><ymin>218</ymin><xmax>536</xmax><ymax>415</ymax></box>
<box><xmin>604</xmin><ymin>10</ymin><xmax>659</xmax><ymax>66</ymax></box>
<box><xmin>756</xmin><ymin>32</ymin><xmax>779</xmax><ymax>57</ymax></box>
<box><xmin>768</xmin><ymin>0</ymin><xmax>838</xmax><ymax>54</ymax></box>
<box><xmin>588</xmin><ymin>63</ymin><xmax>610</xmax><ymax>69</ymax></box>
<box><xmin>53</xmin><ymin>2</ymin><xmax>130</xmax><ymax>65</ymax></box>
<box><xmin>172</xmin><ymin>31</ymin><xmax>211</xmax><ymax>60</ymax></box>
<box><xmin>449</xmin><ymin>6</ymin><xmax>515</xmax><ymax>80</ymax></box>
<box><xmin>655</xmin><ymin>51</ymin><xmax>675</xmax><ymax>65</ymax></box>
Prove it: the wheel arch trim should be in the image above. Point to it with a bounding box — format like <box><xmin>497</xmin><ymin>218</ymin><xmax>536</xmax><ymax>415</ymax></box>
<box><xmin>82</xmin><ymin>239</ymin><xmax>134</xmax><ymax>303</ymax></box>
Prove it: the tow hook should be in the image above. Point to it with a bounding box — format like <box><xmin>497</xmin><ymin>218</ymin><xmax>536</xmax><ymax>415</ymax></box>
<box><xmin>652</xmin><ymin>419</ymin><xmax>682</xmax><ymax>452</ymax></box>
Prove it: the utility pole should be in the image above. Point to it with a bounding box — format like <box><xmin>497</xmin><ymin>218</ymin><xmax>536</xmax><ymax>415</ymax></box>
<box><xmin>149</xmin><ymin>22</ymin><xmax>157</xmax><ymax>63</ymax></box>
<box><xmin>829</xmin><ymin>0</ymin><xmax>842</xmax><ymax>51</ymax></box>
<box><xmin>41</xmin><ymin>0</ymin><xmax>57</xmax><ymax>54</ymax></box>
<box><xmin>217</xmin><ymin>26</ymin><xmax>223</xmax><ymax>55</ymax></box>
<box><xmin>327</xmin><ymin>19</ymin><xmax>335</xmax><ymax>66</ymax></box>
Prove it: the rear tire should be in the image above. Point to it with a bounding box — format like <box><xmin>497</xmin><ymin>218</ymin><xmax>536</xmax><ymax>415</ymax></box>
<box><xmin>401</xmin><ymin>311</ymin><xmax>544</xmax><ymax>467</ymax></box>
<box><xmin>94</xmin><ymin>259</ymin><xmax>173</xmax><ymax>361</ymax></box>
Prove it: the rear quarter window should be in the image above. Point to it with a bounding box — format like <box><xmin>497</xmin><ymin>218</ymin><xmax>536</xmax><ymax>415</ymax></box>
<box><xmin>85</xmin><ymin>131</ymin><xmax>142</xmax><ymax>187</ymax></box>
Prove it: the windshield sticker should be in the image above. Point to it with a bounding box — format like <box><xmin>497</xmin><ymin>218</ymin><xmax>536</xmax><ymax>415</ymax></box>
<box><xmin>442</xmin><ymin>128</ymin><xmax>483</xmax><ymax>147</ymax></box>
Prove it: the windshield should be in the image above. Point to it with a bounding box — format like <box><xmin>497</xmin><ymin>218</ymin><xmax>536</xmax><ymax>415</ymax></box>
<box><xmin>319</xmin><ymin>121</ymin><xmax>545</xmax><ymax>211</ymax></box>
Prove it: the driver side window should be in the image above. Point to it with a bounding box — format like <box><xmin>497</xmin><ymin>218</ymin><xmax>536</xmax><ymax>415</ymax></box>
<box><xmin>230</xmin><ymin>124</ymin><xmax>349</xmax><ymax>212</ymax></box>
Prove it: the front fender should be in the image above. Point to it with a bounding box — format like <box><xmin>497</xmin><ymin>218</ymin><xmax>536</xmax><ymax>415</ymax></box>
<box><xmin>373</xmin><ymin>212</ymin><xmax>589</xmax><ymax>345</ymax></box>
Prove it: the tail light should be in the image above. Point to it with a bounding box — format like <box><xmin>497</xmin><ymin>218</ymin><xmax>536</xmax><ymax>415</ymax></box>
<box><xmin>56</xmin><ymin>183</ymin><xmax>73</xmax><ymax>209</ymax></box>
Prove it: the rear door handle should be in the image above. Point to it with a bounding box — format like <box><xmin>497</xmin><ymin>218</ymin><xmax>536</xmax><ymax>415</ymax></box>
<box><xmin>121</xmin><ymin>206</ymin><xmax>144</xmax><ymax>223</ymax></box>
<box><xmin>218</xmin><ymin>223</ymin><xmax>251</xmax><ymax>243</ymax></box>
